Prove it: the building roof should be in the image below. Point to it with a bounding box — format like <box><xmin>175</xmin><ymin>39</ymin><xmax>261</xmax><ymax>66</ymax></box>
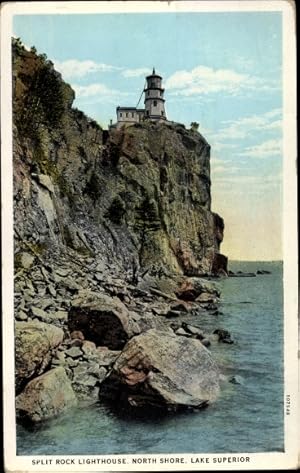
<box><xmin>146</xmin><ymin>67</ymin><xmax>162</xmax><ymax>79</ymax></box>
<box><xmin>117</xmin><ymin>106</ymin><xmax>137</xmax><ymax>110</ymax></box>
<box><xmin>116</xmin><ymin>107</ymin><xmax>145</xmax><ymax>112</ymax></box>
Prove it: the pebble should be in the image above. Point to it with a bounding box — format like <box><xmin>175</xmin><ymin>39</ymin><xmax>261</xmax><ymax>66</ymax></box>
<box><xmin>48</xmin><ymin>284</ymin><xmax>57</xmax><ymax>297</ymax></box>
<box><xmin>31</xmin><ymin>306</ymin><xmax>48</xmax><ymax>320</ymax></box>
<box><xmin>16</xmin><ymin>310</ymin><xmax>28</xmax><ymax>321</ymax></box>
<box><xmin>54</xmin><ymin>310</ymin><xmax>68</xmax><ymax>321</ymax></box>
<box><xmin>64</xmin><ymin>346</ymin><xmax>83</xmax><ymax>358</ymax></box>
<box><xmin>82</xmin><ymin>341</ymin><xmax>97</xmax><ymax>357</ymax></box>
<box><xmin>39</xmin><ymin>298</ymin><xmax>54</xmax><ymax>310</ymax></box>
<box><xmin>66</xmin><ymin>357</ymin><xmax>79</xmax><ymax>368</ymax></box>
<box><xmin>175</xmin><ymin>327</ymin><xmax>191</xmax><ymax>337</ymax></box>
<box><xmin>55</xmin><ymin>268</ymin><xmax>70</xmax><ymax>277</ymax></box>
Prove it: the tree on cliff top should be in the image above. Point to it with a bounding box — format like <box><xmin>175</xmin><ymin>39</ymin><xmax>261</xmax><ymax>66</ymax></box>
<box><xmin>190</xmin><ymin>122</ymin><xmax>199</xmax><ymax>131</ymax></box>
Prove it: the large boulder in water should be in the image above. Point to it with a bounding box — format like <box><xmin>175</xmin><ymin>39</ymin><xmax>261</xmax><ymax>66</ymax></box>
<box><xmin>100</xmin><ymin>329</ymin><xmax>220</xmax><ymax>409</ymax></box>
<box><xmin>16</xmin><ymin>367</ymin><xmax>77</xmax><ymax>423</ymax></box>
<box><xmin>15</xmin><ymin>321</ymin><xmax>64</xmax><ymax>393</ymax></box>
<box><xmin>175</xmin><ymin>277</ymin><xmax>220</xmax><ymax>301</ymax></box>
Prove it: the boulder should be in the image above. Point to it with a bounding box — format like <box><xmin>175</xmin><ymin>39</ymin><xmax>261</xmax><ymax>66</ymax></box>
<box><xmin>18</xmin><ymin>252</ymin><xmax>35</xmax><ymax>269</ymax></box>
<box><xmin>68</xmin><ymin>291</ymin><xmax>139</xmax><ymax>350</ymax></box>
<box><xmin>94</xmin><ymin>348</ymin><xmax>121</xmax><ymax>367</ymax></box>
<box><xmin>16</xmin><ymin>367</ymin><xmax>77</xmax><ymax>423</ymax></box>
<box><xmin>213</xmin><ymin>329</ymin><xmax>234</xmax><ymax>344</ymax></box>
<box><xmin>15</xmin><ymin>321</ymin><xmax>64</xmax><ymax>393</ymax></box>
<box><xmin>175</xmin><ymin>277</ymin><xmax>220</xmax><ymax>301</ymax></box>
<box><xmin>101</xmin><ymin>329</ymin><xmax>220</xmax><ymax>409</ymax></box>
<box><xmin>182</xmin><ymin>322</ymin><xmax>204</xmax><ymax>339</ymax></box>
<box><xmin>195</xmin><ymin>292</ymin><xmax>217</xmax><ymax>303</ymax></box>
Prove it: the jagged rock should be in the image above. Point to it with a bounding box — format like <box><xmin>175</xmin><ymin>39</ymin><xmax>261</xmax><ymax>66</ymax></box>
<box><xmin>182</xmin><ymin>323</ymin><xmax>204</xmax><ymax>339</ymax></box>
<box><xmin>52</xmin><ymin>351</ymin><xmax>65</xmax><ymax>366</ymax></box>
<box><xmin>213</xmin><ymin>329</ymin><xmax>234</xmax><ymax>344</ymax></box>
<box><xmin>228</xmin><ymin>375</ymin><xmax>244</xmax><ymax>385</ymax></box>
<box><xmin>31</xmin><ymin>306</ymin><xmax>49</xmax><ymax>322</ymax></box>
<box><xmin>101</xmin><ymin>329</ymin><xmax>220</xmax><ymax>409</ymax></box>
<box><xmin>68</xmin><ymin>338</ymin><xmax>84</xmax><ymax>348</ymax></box>
<box><xmin>48</xmin><ymin>284</ymin><xmax>57</xmax><ymax>297</ymax></box>
<box><xmin>70</xmin><ymin>330</ymin><xmax>85</xmax><ymax>340</ymax></box>
<box><xmin>18</xmin><ymin>252</ymin><xmax>35</xmax><ymax>269</ymax></box>
<box><xmin>151</xmin><ymin>302</ymin><xmax>171</xmax><ymax>316</ymax></box>
<box><xmin>66</xmin><ymin>357</ymin><xmax>79</xmax><ymax>368</ymax></box>
<box><xmin>37</xmin><ymin>174</ymin><xmax>55</xmax><ymax>193</ymax></box>
<box><xmin>128</xmin><ymin>310</ymin><xmax>169</xmax><ymax>333</ymax></box>
<box><xmin>16</xmin><ymin>367</ymin><xmax>77</xmax><ymax>422</ymax></box>
<box><xmin>165</xmin><ymin>310</ymin><xmax>181</xmax><ymax>318</ymax></box>
<box><xmin>16</xmin><ymin>310</ymin><xmax>28</xmax><ymax>321</ymax></box>
<box><xmin>71</xmin><ymin>381</ymin><xmax>99</xmax><ymax>402</ymax></box>
<box><xmin>64</xmin><ymin>346</ymin><xmax>83</xmax><ymax>358</ymax></box>
<box><xmin>53</xmin><ymin>310</ymin><xmax>68</xmax><ymax>321</ymax></box>
<box><xmin>55</xmin><ymin>268</ymin><xmax>71</xmax><ymax>277</ymax></box>
<box><xmin>94</xmin><ymin>272</ymin><xmax>104</xmax><ymax>282</ymax></box>
<box><xmin>38</xmin><ymin>298</ymin><xmax>55</xmax><ymax>310</ymax></box>
<box><xmin>15</xmin><ymin>321</ymin><xmax>64</xmax><ymax>392</ymax></box>
<box><xmin>175</xmin><ymin>327</ymin><xmax>191</xmax><ymax>337</ymax></box>
<box><xmin>175</xmin><ymin>278</ymin><xmax>219</xmax><ymax>301</ymax></box>
<box><xmin>94</xmin><ymin>349</ymin><xmax>121</xmax><ymax>367</ymax></box>
<box><xmin>170</xmin><ymin>301</ymin><xmax>191</xmax><ymax>313</ymax></box>
<box><xmin>61</xmin><ymin>277</ymin><xmax>81</xmax><ymax>292</ymax></box>
<box><xmin>195</xmin><ymin>292</ymin><xmax>217</xmax><ymax>303</ymax></box>
<box><xmin>40</xmin><ymin>266</ymin><xmax>50</xmax><ymax>281</ymax></box>
<box><xmin>69</xmin><ymin>291</ymin><xmax>139</xmax><ymax>350</ymax></box>
<box><xmin>201</xmin><ymin>339</ymin><xmax>211</xmax><ymax>348</ymax></box>
<box><xmin>82</xmin><ymin>340</ymin><xmax>97</xmax><ymax>358</ymax></box>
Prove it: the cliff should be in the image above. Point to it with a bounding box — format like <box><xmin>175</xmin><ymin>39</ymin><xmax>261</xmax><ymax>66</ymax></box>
<box><xmin>13</xmin><ymin>39</ymin><xmax>230</xmax><ymax>419</ymax></box>
<box><xmin>13</xmin><ymin>38</ymin><xmax>225</xmax><ymax>277</ymax></box>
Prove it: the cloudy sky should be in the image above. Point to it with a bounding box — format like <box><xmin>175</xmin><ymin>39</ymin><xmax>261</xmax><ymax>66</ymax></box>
<box><xmin>13</xmin><ymin>9</ymin><xmax>283</xmax><ymax>261</ymax></box>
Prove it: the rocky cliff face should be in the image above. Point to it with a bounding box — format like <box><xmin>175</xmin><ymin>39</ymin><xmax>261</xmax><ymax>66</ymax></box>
<box><xmin>13</xmin><ymin>39</ymin><xmax>229</xmax><ymax>420</ymax></box>
<box><xmin>13</xmin><ymin>39</ymin><xmax>225</xmax><ymax>277</ymax></box>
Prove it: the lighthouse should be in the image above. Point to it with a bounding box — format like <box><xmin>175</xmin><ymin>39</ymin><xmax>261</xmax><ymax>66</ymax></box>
<box><xmin>113</xmin><ymin>68</ymin><xmax>167</xmax><ymax>128</ymax></box>
<box><xmin>144</xmin><ymin>68</ymin><xmax>167</xmax><ymax>120</ymax></box>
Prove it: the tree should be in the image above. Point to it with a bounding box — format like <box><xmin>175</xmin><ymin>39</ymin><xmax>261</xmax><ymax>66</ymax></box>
<box><xmin>190</xmin><ymin>122</ymin><xmax>199</xmax><ymax>131</ymax></box>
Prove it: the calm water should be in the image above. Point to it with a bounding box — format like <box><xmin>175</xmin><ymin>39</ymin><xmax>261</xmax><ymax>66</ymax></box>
<box><xmin>17</xmin><ymin>261</ymin><xmax>284</xmax><ymax>455</ymax></box>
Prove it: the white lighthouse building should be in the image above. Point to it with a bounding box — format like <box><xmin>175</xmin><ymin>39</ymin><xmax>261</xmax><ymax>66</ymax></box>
<box><xmin>113</xmin><ymin>68</ymin><xmax>167</xmax><ymax>128</ymax></box>
<box><xmin>144</xmin><ymin>68</ymin><xmax>166</xmax><ymax>120</ymax></box>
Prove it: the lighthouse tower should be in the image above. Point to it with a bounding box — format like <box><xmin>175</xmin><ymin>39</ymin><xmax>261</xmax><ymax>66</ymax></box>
<box><xmin>144</xmin><ymin>68</ymin><xmax>167</xmax><ymax>120</ymax></box>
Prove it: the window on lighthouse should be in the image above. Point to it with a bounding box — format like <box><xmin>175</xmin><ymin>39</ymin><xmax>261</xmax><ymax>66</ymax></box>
<box><xmin>153</xmin><ymin>100</ymin><xmax>157</xmax><ymax>106</ymax></box>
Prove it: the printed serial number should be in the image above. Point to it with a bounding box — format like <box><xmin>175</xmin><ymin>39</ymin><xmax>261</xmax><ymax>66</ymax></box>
<box><xmin>286</xmin><ymin>394</ymin><xmax>291</xmax><ymax>415</ymax></box>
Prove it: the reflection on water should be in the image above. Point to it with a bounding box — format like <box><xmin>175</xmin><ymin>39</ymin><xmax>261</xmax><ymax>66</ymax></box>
<box><xmin>17</xmin><ymin>261</ymin><xmax>284</xmax><ymax>455</ymax></box>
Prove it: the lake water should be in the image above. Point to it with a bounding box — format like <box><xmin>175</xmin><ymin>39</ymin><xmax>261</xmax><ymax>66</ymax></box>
<box><xmin>17</xmin><ymin>261</ymin><xmax>284</xmax><ymax>455</ymax></box>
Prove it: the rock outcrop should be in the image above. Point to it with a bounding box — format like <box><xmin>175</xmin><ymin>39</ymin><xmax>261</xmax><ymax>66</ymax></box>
<box><xmin>100</xmin><ymin>329</ymin><xmax>220</xmax><ymax>409</ymax></box>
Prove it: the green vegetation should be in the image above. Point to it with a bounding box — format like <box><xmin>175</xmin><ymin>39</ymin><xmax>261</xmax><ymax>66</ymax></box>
<box><xmin>190</xmin><ymin>122</ymin><xmax>199</xmax><ymax>131</ymax></box>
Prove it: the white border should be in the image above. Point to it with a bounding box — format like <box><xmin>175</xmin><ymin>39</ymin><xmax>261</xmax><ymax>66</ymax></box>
<box><xmin>1</xmin><ymin>1</ymin><xmax>298</xmax><ymax>471</ymax></box>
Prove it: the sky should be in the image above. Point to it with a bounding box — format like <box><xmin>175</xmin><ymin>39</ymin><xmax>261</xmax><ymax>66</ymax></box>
<box><xmin>13</xmin><ymin>10</ymin><xmax>283</xmax><ymax>261</ymax></box>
